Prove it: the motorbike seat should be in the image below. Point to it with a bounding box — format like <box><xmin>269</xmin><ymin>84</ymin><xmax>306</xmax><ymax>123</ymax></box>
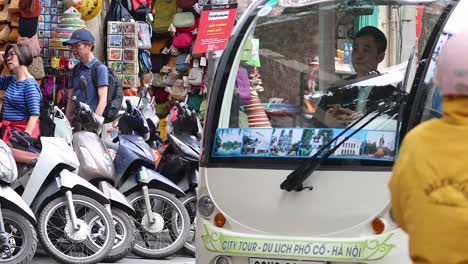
<box><xmin>11</xmin><ymin>148</ymin><xmax>40</xmax><ymax>165</ymax></box>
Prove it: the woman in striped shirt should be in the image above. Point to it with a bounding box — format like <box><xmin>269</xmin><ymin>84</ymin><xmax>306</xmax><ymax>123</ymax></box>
<box><xmin>0</xmin><ymin>43</ymin><xmax>41</xmax><ymax>142</ymax></box>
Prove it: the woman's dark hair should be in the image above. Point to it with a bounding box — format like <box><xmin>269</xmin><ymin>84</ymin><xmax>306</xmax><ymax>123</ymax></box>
<box><xmin>354</xmin><ymin>26</ymin><xmax>388</xmax><ymax>54</ymax></box>
<box><xmin>5</xmin><ymin>43</ymin><xmax>34</xmax><ymax>67</ymax></box>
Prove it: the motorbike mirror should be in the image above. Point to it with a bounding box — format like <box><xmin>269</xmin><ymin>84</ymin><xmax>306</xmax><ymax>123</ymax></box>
<box><xmin>125</xmin><ymin>99</ymin><xmax>133</xmax><ymax>114</ymax></box>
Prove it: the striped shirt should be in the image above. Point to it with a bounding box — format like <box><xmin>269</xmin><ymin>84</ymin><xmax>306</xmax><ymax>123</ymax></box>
<box><xmin>0</xmin><ymin>76</ymin><xmax>42</xmax><ymax>121</ymax></box>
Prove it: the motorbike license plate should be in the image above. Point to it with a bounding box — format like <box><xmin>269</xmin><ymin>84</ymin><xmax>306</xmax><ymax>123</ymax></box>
<box><xmin>249</xmin><ymin>258</ymin><xmax>325</xmax><ymax>264</ymax></box>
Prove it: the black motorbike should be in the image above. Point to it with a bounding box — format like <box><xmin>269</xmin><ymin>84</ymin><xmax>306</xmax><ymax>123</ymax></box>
<box><xmin>151</xmin><ymin>102</ymin><xmax>200</xmax><ymax>255</ymax></box>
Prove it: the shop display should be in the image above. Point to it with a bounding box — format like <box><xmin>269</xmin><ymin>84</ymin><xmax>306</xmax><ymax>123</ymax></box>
<box><xmin>49</xmin><ymin>6</ymin><xmax>86</xmax><ymax>50</ymax></box>
<box><xmin>107</xmin><ymin>21</ymin><xmax>139</xmax><ymax>88</ymax></box>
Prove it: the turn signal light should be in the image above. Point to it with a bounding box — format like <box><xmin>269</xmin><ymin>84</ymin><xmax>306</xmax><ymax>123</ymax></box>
<box><xmin>214</xmin><ymin>213</ymin><xmax>226</xmax><ymax>227</ymax></box>
<box><xmin>371</xmin><ymin>218</ymin><xmax>386</xmax><ymax>234</ymax></box>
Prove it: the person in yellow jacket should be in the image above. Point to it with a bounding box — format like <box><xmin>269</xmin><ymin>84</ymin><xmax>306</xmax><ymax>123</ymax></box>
<box><xmin>389</xmin><ymin>31</ymin><xmax>468</xmax><ymax>264</ymax></box>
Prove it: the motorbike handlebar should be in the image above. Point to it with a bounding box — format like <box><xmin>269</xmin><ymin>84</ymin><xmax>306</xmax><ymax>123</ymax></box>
<box><xmin>72</xmin><ymin>97</ymin><xmax>92</xmax><ymax>113</ymax></box>
<box><xmin>175</xmin><ymin>102</ymin><xmax>184</xmax><ymax>114</ymax></box>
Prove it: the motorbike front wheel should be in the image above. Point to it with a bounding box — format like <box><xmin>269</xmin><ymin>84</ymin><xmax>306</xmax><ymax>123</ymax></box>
<box><xmin>102</xmin><ymin>208</ymin><xmax>136</xmax><ymax>263</ymax></box>
<box><xmin>170</xmin><ymin>192</ymin><xmax>196</xmax><ymax>256</ymax></box>
<box><xmin>37</xmin><ymin>194</ymin><xmax>115</xmax><ymax>264</ymax></box>
<box><xmin>128</xmin><ymin>189</ymin><xmax>190</xmax><ymax>259</ymax></box>
<box><xmin>0</xmin><ymin>209</ymin><xmax>37</xmax><ymax>264</ymax></box>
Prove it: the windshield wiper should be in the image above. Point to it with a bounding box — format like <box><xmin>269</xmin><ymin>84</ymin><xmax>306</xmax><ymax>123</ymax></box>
<box><xmin>280</xmin><ymin>99</ymin><xmax>400</xmax><ymax>192</ymax></box>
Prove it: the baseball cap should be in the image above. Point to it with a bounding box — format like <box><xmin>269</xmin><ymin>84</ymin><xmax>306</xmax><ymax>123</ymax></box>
<box><xmin>435</xmin><ymin>31</ymin><xmax>468</xmax><ymax>96</ymax></box>
<box><xmin>62</xmin><ymin>28</ymin><xmax>95</xmax><ymax>46</ymax></box>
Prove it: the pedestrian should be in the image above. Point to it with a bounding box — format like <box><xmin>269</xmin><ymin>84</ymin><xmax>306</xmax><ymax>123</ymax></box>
<box><xmin>64</xmin><ymin>28</ymin><xmax>108</xmax><ymax>118</ymax></box>
<box><xmin>389</xmin><ymin>31</ymin><xmax>468</xmax><ymax>264</ymax></box>
<box><xmin>0</xmin><ymin>43</ymin><xmax>42</xmax><ymax>142</ymax></box>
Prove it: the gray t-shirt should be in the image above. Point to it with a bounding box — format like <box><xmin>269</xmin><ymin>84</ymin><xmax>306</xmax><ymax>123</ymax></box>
<box><xmin>71</xmin><ymin>58</ymin><xmax>108</xmax><ymax>112</ymax></box>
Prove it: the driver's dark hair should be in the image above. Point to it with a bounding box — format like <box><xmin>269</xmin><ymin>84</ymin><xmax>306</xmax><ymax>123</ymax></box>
<box><xmin>354</xmin><ymin>26</ymin><xmax>387</xmax><ymax>54</ymax></box>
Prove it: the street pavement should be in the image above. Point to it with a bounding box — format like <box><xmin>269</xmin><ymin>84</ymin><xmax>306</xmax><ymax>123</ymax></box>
<box><xmin>31</xmin><ymin>254</ymin><xmax>195</xmax><ymax>263</ymax></box>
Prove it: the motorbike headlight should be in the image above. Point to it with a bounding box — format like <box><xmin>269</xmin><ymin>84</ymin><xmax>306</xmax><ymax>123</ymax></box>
<box><xmin>0</xmin><ymin>140</ymin><xmax>18</xmax><ymax>183</ymax></box>
<box><xmin>198</xmin><ymin>195</ymin><xmax>215</xmax><ymax>217</ymax></box>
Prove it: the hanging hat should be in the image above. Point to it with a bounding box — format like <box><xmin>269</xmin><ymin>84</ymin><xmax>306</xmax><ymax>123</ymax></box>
<box><xmin>50</xmin><ymin>6</ymin><xmax>86</xmax><ymax>49</ymax></box>
<box><xmin>19</xmin><ymin>0</ymin><xmax>42</xmax><ymax>18</ymax></box>
<box><xmin>18</xmin><ymin>16</ymin><xmax>38</xmax><ymax>38</ymax></box>
<box><xmin>436</xmin><ymin>31</ymin><xmax>468</xmax><ymax>96</ymax></box>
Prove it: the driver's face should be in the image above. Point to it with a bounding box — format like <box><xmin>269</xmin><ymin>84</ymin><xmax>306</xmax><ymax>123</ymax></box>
<box><xmin>352</xmin><ymin>36</ymin><xmax>384</xmax><ymax>76</ymax></box>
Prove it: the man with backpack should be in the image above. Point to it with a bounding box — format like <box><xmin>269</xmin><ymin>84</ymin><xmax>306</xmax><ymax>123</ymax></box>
<box><xmin>64</xmin><ymin>29</ymin><xmax>108</xmax><ymax>117</ymax></box>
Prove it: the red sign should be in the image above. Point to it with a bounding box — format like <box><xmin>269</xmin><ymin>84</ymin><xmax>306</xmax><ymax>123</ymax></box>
<box><xmin>193</xmin><ymin>4</ymin><xmax>238</xmax><ymax>54</ymax></box>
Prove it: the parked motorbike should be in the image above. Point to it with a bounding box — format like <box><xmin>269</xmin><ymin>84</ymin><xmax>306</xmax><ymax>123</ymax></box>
<box><xmin>105</xmin><ymin>99</ymin><xmax>191</xmax><ymax>258</ymax></box>
<box><xmin>152</xmin><ymin>102</ymin><xmax>200</xmax><ymax>255</ymax></box>
<box><xmin>67</xmin><ymin>100</ymin><xmax>137</xmax><ymax>262</ymax></box>
<box><xmin>120</xmin><ymin>87</ymin><xmax>201</xmax><ymax>255</ymax></box>
<box><xmin>9</xmin><ymin>132</ymin><xmax>115</xmax><ymax>264</ymax></box>
<box><xmin>0</xmin><ymin>139</ymin><xmax>37</xmax><ymax>264</ymax></box>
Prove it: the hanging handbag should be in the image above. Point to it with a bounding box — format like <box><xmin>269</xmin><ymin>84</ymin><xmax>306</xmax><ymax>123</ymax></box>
<box><xmin>17</xmin><ymin>33</ymin><xmax>40</xmax><ymax>57</ymax></box>
<box><xmin>173</xmin><ymin>32</ymin><xmax>193</xmax><ymax>49</ymax></box>
<box><xmin>150</xmin><ymin>53</ymin><xmax>169</xmax><ymax>73</ymax></box>
<box><xmin>163</xmin><ymin>70</ymin><xmax>179</xmax><ymax>86</ymax></box>
<box><xmin>152</xmin><ymin>73</ymin><xmax>165</xmax><ymax>87</ymax></box>
<box><xmin>172</xmin><ymin>12</ymin><xmax>195</xmax><ymax>28</ymax></box>
<box><xmin>28</xmin><ymin>57</ymin><xmax>45</xmax><ymax>79</ymax></box>
<box><xmin>8</xmin><ymin>28</ymin><xmax>19</xmax><ymax>42</ymax></box>
<box><xmin>188</xmin><ymin>66</ymin><xmax>203</xmax><ymax>86</ymax></box>
<box><xmin>151</xmin><ymin>0</ymin><xmax>176</xmax><ymax>33</ymax></box>
<box><xmin>175</xmin><ymin>53</ymin><xmax>189</xmax><ymax>73</ymax></box>
<box><xmin>169</xmin><ymin>79</ymin><xmax>189</xmax><ymax>101</ymax></box>
<box><xmin>137</xmin><ymin>21</ymin><xmax>152</xmax><ymax>50</ymax></box>
<box><xmin>0</xmin><ymin>24</ymin><xmax>11</xmax><ymax>44</ymax></box>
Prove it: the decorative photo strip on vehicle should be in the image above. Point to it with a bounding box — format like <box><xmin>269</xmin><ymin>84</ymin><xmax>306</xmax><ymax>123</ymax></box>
<box><xmin>212</xmin><ymin>128</ymin><xmax>397</xmax><ymax>161</ymax></box>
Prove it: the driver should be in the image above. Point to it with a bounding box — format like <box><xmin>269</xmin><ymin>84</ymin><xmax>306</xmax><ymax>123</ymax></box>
<box><xmin>317</xmin><ymin>26</ymin><xmax>395</xmax><ymax>127</ymax></box>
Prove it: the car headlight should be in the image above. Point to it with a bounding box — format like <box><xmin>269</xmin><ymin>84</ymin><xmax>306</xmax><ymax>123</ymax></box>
<box><xmin>198</xmin><ymin>195</ymin><xmax>215</xmax><ymax>217</ymax></box>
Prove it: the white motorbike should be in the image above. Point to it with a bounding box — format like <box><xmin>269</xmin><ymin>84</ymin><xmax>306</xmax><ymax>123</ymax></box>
<box><xmin>9</xmin><ymin>131</ymin><xmax>115</xmax><ymax>264</ymax></box>
<box><xmin>0</xmin><ymin>139</ymin><xmax>37</xmax><ymax>264</ymax></box>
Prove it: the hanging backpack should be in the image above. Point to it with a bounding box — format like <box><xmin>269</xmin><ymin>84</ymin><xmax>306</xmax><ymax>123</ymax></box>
<box><xmin>131</xmin><ymin>0</ymin><xmax>152</xmax><ymax>21</ymax></box>
<box><xmin>152</xmin><ymin>0</ymin><xmax>177</xmax><ymax>33</ymax></box>
<box><xmin>104</xmin><ymin>0</ymin><xmax>134</xmax><ymax>22</ymax></box>
<box><xmin>91</xmin><ymin>62</ymin><xmax>124</xmax><ymax>122</ymax></box>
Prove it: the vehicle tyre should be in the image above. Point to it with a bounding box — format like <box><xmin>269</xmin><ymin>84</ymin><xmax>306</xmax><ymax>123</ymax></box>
<box><xmin>37</xmin><ymin>194</ymin><xmax>115</xmax><ymax>264</ymax></box>
<box><xmin>127</xmin><ymin>189</ymin><xmax>190</xmax><ymax>259</ymax></box>
<box><xmin>0</xmin><ymin>209</ymin><xmax>37</xmax><ymax>264</ymax></box>
<box><xmin>177</xmin><ymin>192</ymin><xmax>196</xmax><ymax>256</ymax></box>
<box><xmin>102</xmin><ymin>208</ymin><xmax>137</xmax><ymax>263</ymax></box>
